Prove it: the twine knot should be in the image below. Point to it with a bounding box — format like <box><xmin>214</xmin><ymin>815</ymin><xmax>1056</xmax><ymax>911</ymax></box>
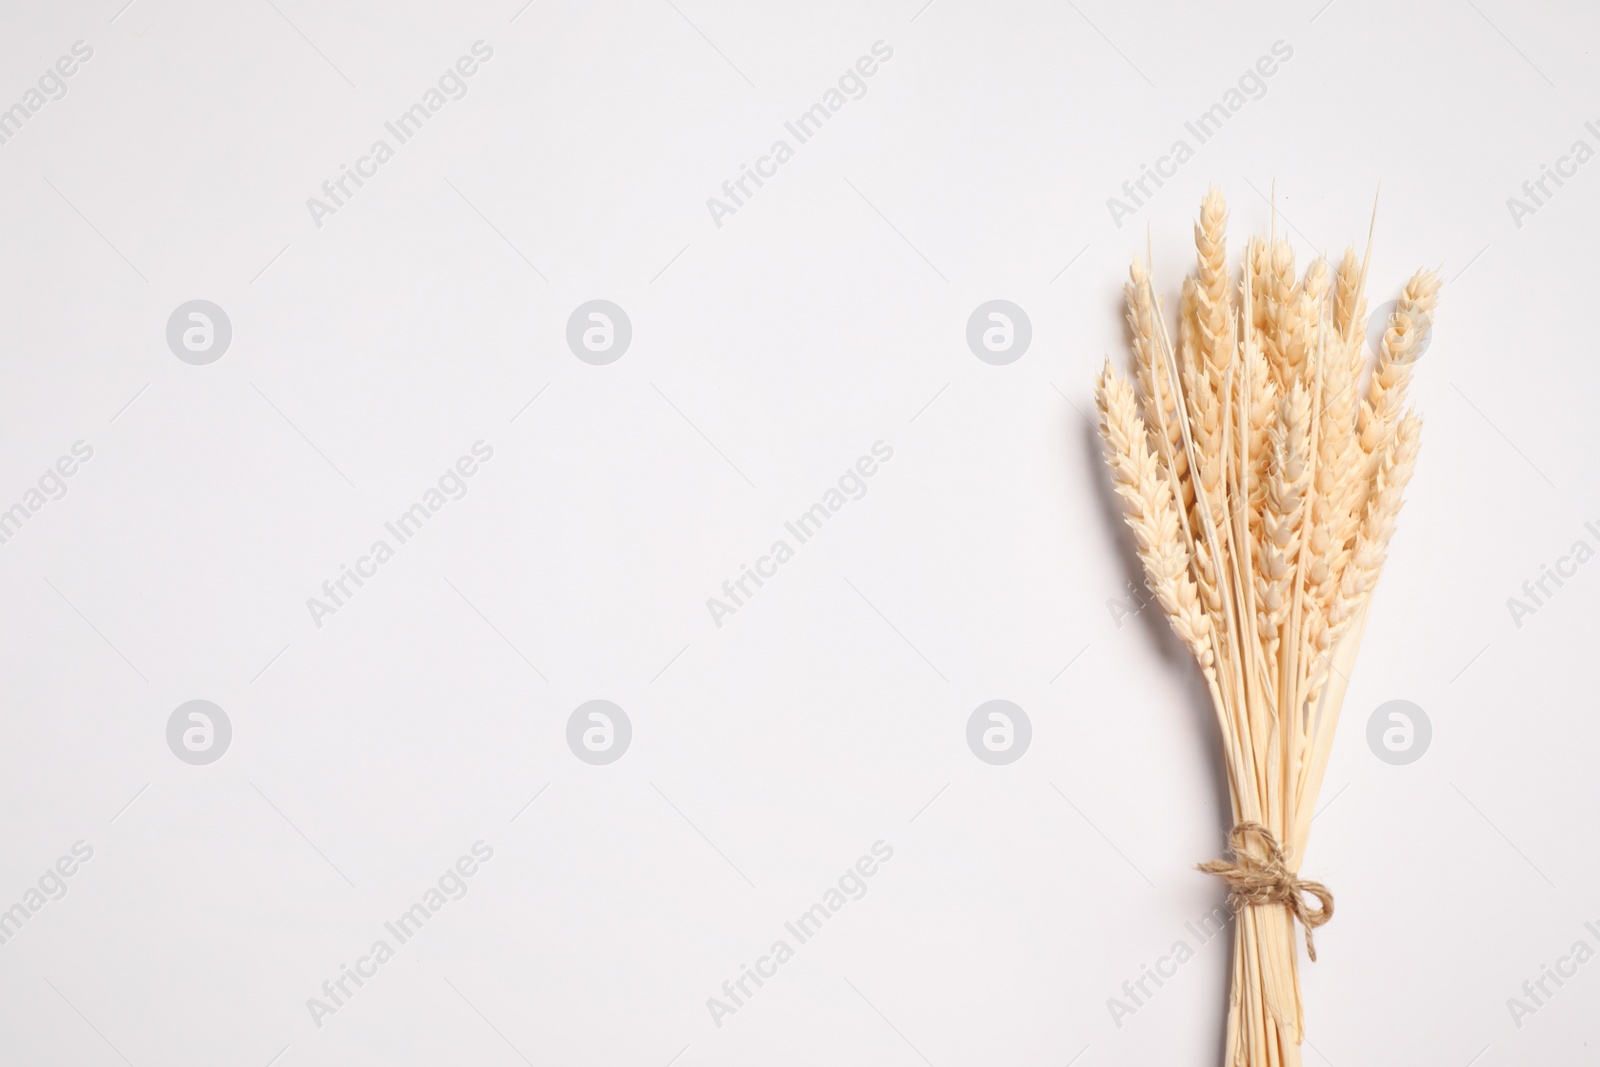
<box><xmin>1197</xmin><ymin>822</ymin><xmax>1334</xmax><ymax>961</ymax></box>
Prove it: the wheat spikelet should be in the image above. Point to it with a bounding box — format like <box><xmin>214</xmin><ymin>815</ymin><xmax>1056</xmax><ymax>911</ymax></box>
<box><xmin>1358</xmin><ymin>269</ymin><xmax>1439</xmax><ymax>457</ymax></box>
<box><xmin>1181</xmin><ymin>277</ymin><xmax>1203</xmax><ymax>382</ymax></box>
<box><xmin>1095</xmin><ymin>363</ymin><xmax>1215</xmax><ymax>671</ymax></box>
<box><xmin>1328</xmin><ymin>411</ymin><xmax>1421</xmax><ymax>643</ymax></box>
<box><xmin>1262</xmin><ymin>241</ymin><xmax>1302</xmax><ymax>389</ymax></box>
<box><xmin>1126</xmin><ymin>260</ymin><xmax>1191</xmax><ymax>505</ymax></box>
<box><xmin>1176</xmin><ymin>313</ymin><xmax>1230</xmax><ymax>630</ymax></box>
<box><xmin>1168</xmin><ymin>193</ymin><xmax>1237</xmax><ymax>641</ymax></box>
<box><xmin>1276</xmin><ymin>255</ymin><xmax>1324</xmax><ymax>393</ymax></box>
<box><xmin>1248</xmin><ymin>237</ymin><xmax>1269</xmax><ymax>333</ymax></box>
<box><xmin>1184</xmin><ymin>323</ymin><xmax>1226</xmax><ymax>517</ymax></box>
<box><xmin>1337</xmin><ymin>269</ymin><xmax>1438</xmax><ymax>558</ymax></box>
<box><xmin>1333</xmin><ymin>249</ymin><xmax>1367</xmax><ymax>345</ymax></box>
<box><xmin>1189</xmin><ymin>190</ymin><xmax>1235</xmax><ymax>504</ymax></box>
<box><xmin>1256</xmin><ymin>381</ymin><xmax>1311</xmax><ymax>636</ymax></box>
<box><xmin>1304</xmin><ymin>379</ymin><xmax>1357</xmax><ymax>653</ymax></box>
<box><xmin>1294</xmin><ymin>258</ymin><xmax>1329</xmax><ymax>377</ymax></box>
<box><xmin>1298</xmin><ymin>266</ymin><xmax>1353</xmax><ymax>656</ymax></box>
<box><xmin>1195</xmin><ymin>188</ymin><xmax>1235</xmax><ymax>378</ymax></box>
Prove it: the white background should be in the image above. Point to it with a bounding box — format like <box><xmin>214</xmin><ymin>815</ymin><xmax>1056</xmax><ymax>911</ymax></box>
<box><xmin>1</xmin><ymin>0</ymin><xmax>1597</xmax><ymax>1064</ymax></box>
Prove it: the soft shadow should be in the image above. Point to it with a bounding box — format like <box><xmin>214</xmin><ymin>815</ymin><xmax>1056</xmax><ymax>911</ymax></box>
<box><xmin>1073</xmin><ymin>380</ymin><xmax>1235</xmax><ymax>1062</ymax></box>
<box><xmin>1075</xmin><ymin>411</ymin><xmax>1228</xmax><ymax>802</ymax></box>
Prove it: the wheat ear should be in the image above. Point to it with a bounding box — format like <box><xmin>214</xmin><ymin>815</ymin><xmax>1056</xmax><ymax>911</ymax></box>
<box><xmin>1096</xmin><ymin>363</ymin><xmax>1215</xmax><ymax>672</ymax></box>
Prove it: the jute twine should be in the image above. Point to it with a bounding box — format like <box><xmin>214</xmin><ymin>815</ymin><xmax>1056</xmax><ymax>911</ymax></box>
<box><xmin>1197</xmin><ymin>822</ymin><xmax>1334</xmax><ymax>961</ymax></box>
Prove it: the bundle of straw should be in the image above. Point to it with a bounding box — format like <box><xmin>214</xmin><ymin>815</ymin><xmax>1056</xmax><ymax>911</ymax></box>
<box><xmin>1093</xmin><ymin>189</ymin><xmax>1436</xmax><ymax>1065</ymax></box>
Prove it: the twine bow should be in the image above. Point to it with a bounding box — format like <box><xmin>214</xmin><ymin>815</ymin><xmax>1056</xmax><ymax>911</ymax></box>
<box><xmin>1197</xmin><ymin>822</ymin><xmax>1335</xmax><ymax>961</ymax></box>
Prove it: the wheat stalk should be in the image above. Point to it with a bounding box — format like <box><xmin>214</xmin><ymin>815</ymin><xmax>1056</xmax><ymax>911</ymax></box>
<box><xmin>1092</xmin><ymin>190</ymin><xmax>1434</xmax><ymax>1067</ymax></box>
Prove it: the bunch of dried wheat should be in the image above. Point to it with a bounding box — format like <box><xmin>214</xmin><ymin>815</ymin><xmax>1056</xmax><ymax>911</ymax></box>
<box><xmin>1094</xmin><ymin>189</ymin><xmax>1436</xmax><ymax>1066</ymax></box>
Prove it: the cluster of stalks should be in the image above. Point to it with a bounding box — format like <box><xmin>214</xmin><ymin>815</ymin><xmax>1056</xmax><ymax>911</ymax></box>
<box><xmin>1093</xmin><ymin>189</ymin><xmax>1437</xmax><ymax>1065</ymax></box>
